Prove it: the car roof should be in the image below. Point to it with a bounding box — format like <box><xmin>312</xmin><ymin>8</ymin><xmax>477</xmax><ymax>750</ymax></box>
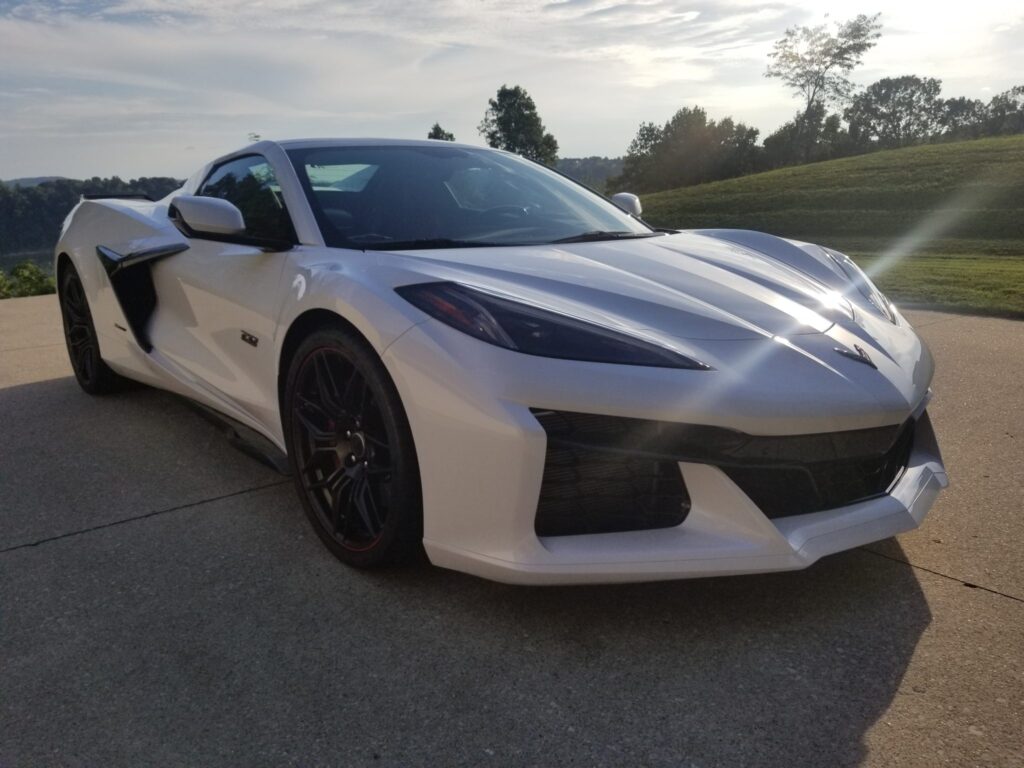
<box><xmin>192</xmin><ymin>138</ymin><xmax>509</xmax><ymax>197</ymax></box>
<box><xmin>271</xmin><ymin>137</ymin><xmax>490</xmax><ymax>152</ymax></box>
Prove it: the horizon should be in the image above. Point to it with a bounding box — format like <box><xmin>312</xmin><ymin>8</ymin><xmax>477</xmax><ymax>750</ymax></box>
<box><xmin>1</xmin><ymin>0</ymin><xmax>1021</xmax><ymax>179</ymax></box>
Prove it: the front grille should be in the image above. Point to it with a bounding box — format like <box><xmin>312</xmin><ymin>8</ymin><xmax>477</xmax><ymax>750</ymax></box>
<box><xmin>721</xmin><ymin>419</ymin><xmax>915</xmax><ymax>517</ymax></box>
<box><xmin>535</xmin><ymin>443</ymin><xmax>690</xmax><ymax>536</ymax></box>
<box><xmin>532</xmin><ymin>410</ymin><xmax>917</xmax><ymax>532</ymax></box>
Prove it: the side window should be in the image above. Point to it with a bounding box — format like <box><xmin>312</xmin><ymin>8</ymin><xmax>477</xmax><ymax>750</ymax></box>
<box><xmin>198</xmin><ymin>155</ymin><xmax>295</xmax><ymax>242</ymax></box>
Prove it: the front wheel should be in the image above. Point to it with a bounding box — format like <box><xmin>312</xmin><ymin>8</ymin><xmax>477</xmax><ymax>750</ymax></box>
<box><xmin>283</xmin><ymin>327</ymin><xmax>423</xmax><ymax>568</ymax></box>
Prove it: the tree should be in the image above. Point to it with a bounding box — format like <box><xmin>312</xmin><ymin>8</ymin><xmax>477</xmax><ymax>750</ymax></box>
<box><xmin>478</xmin><ymin>85</ymin><xmax>559</xmax><ymax>166</ymax></box>
<box><xmin>762</xmin><ymin>103</ymin><xmax>859</xmax><ymax>168</ymax></box>
<box><xmin>940</xmin><ymin>97</ymin><xmax>987</xmax><ymax>140</ymax></box>
<box><xmin>609</xmin><ymin>107</ymin><xmax>761</xmax><ymax>193</ymax></box>
<box><xmin>845</xmin><ymin>75</ymin><xmax>944</xmax><ymax>148</ymax></box>
<box><xmin>765</xmin><ymin>13</ymin><xmax>882</xmax><ymax>158</ymax></box>
<box><xmin>985</xmin><ymin>85</ymin><xmax>1024</xmax><ymax>135</ymax></box>
<box><xmin>427</xmin><ymin>123</ymin><xmax>455</xmax><ymax>141</ymax></box>
<box><xmin>555</xmin><ymin>157</ymin><xmax>624</xmax><ymax>193</ymax></box>
<box><xmin>611</xmin><ymin>122</ymin><xmax>663</xmax><ymax>191</ymax></box>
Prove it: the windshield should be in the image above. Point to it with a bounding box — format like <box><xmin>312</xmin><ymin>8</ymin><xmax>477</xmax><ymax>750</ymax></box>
<box><xmin>287</xmin><ymin>145</ymin><xmax>655</xmax><ymax>249</ymax></box>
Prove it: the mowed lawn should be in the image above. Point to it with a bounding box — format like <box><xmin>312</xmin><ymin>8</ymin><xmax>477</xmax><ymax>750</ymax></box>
<box><xmin>853</xmin><ymin>248</ymin><xmax>1024</xmax><ymax>318</ymax></box>
<box><xmin>640</xmin><ymin>135</ymin><xmax>1024</xmax><ymax>318</ymax></box>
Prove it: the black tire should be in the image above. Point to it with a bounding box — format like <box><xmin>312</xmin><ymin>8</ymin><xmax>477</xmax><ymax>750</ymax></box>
<box><xmin>283</xmin><ymin>326</ymin><xmax>423</xmax><ymax>568</ymax></box>
<box><xmin>58</xmin><ymin>262</ymin><xmax>128</xmax><ymax>395</ymax></box>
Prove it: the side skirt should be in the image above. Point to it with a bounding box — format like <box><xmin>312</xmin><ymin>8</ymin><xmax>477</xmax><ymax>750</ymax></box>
<box><xmin>185</xmin><ymin>399</ymin><xmax>291</xmax><ymax>476</ymax></box>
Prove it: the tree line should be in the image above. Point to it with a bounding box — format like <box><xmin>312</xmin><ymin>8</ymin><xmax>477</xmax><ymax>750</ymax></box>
<box><xmin>427</xmin><ymin>15</ymin><xmax>1023</xmax><ymax>195</ymax></box>
<box><xmin>609</xmin><ymin>14</ymin><xmax>1024</xmax><ymax>193</ymax></box>
<box><xmin>0</xmin><ymin>176</ymin><xmax>181</xmax><ymax>258</ymax></box>
<box><xmin>4</xmin><ymin>14</ymin><xmax>1022</xmax><ymax>269</ymax></box>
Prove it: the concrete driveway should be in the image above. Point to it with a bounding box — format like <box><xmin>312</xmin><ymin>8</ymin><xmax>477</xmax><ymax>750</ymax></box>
<box><xmin>1</xmin><ymin>295</ymin><xmax>1021</xmax><ymax>767</ymax></box>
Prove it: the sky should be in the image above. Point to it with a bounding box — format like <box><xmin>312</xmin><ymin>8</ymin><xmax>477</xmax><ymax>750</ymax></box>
<box><xmin>0</xmin><ymin>0</ymin><xmax>1021</xmax><ymax>179</ymax></box>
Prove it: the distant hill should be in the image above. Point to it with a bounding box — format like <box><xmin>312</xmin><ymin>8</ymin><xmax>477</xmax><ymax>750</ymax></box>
<box><xmin>641</xmin><ymin>135</ymin><xmax>1024</xmax><ymax>317</ymax></box>
<box><xmin>557</xmin><ymin>156</ymin><xmax>623</xmax><ymax>193</ymax></box>
<box><xmin>2</xmin><ymin>176</ymin><xmax>68</xmax><ymax>189</ymax></box>
<box><xmin>640</xmin><ymin>135</ymin><xmax>1024</xmax><ymax>246</ymax></box>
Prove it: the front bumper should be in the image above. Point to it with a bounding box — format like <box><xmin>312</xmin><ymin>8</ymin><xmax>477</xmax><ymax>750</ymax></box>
<box><xmin>426</xmin><ymin>412</ymin><xmax>945</xmax><ymax>584</ymax></box>
<box><xmin>383</xmin><ymin>321</ymin><xmax>947</xmax><ymax>586</ymax></box>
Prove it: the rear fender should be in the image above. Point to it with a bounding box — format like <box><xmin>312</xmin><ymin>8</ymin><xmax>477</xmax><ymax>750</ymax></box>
<box><xmin>56</xmin><ymin>199</ymin><xmax>189</xmax><ymax>364</ymax></box>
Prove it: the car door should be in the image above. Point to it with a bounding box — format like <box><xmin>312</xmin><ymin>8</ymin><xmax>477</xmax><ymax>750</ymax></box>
<box><xmin>148</xmin><ymin>154</ymin><xmax>294</xmax><ymax>428</ymax></box>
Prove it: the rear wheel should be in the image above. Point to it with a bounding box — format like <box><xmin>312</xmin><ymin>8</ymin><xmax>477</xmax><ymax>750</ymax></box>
<box><xmin>58</xmin><ymin>262</ymin><xmax>127</xmax><ymax>395</ymax></box>
<box><xmin>284</xmin><ymin>327</ymin><xmax>422</xmax><ymax>568</ymax></box>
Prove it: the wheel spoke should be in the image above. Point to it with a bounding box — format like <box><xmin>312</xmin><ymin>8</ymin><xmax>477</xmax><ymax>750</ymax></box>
<box><xmin>313</xmin><ymin>352</ymin><xmax>346</xmax><ymax>416</ymax></box>
<box><xmin>68</xmin><ymin>329</ymin><xmax>91</xmax><ymax>353</ymax></box>
<box><xmin>76</xmin><ymin>341</ymin><xmax>93</xmax><ymax>369</ymax></box>
<box><xmin>339</xmin><ymin>366</ymin><xmax>363</xmax><ymax>411</ymax></box>
<box><xmin>293</xmin><ymin>404</ymin><xmax>334</xmax><ymax>444</ymax></box>
<box><xmin>308</xmin><ymin>464</ymin><xmax>344</xmax><ymax>493</ymax></box>
<box><xmin>330</xmin><ymin>477</ymin><xmax>347</xmax><ymax>535</ymax></box>
<box><xmin>349</xmin><ymin>472</ymin><xmax>381</xmax><ymax>536</ymax></box>
<box><xmin>64</xmin><ymin>303</ymin><xmax>87</xmax><ymax>325</ymax></box>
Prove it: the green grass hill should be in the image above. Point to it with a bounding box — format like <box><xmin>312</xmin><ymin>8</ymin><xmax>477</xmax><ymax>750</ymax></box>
<box><xmin>641</xmin><ymin>135</ymin><xmax>1024</xmax><ymax>317</ymax></box>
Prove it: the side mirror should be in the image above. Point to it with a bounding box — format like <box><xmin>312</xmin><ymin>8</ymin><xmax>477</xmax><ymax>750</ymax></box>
<box><xmin>169</xmin><ymin>195</ymin><xmax>246</xmax><ymax>237</ymax></box>
<box><xmin>610</xmin><ymin>192</ymin><xmax>642</xmax><ymax>217</ymax></box>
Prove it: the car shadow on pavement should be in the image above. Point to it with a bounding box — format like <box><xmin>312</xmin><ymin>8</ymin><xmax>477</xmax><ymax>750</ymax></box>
<box><xmin>1</xmin><ymin>375</ymin><xmax>931</xmax><ymax>767</ymax></box>
<box><xmin>365</xmin><ymin>536</ymin><xmax>930</xmax><ymax>766</ymax></box>
<box><xmin>0</xmin><ymin>376</ymin><xmax>281</xmax><ymax>549</ymax></box>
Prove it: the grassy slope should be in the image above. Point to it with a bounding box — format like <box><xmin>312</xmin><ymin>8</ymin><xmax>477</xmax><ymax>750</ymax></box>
<box><xmin>641</xmin><ymin>135</ymin><xmax>1024</xmax><ymax>317</ymax></box>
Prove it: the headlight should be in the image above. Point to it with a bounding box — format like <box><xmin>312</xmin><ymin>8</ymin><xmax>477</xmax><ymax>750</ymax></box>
<box><xmin>824</xmin><ymin>248</ymin><xmax>896</xmax><ymax>323</ymax></box>
<box><xmin>396</xmin><ymin>282</ymin><xmax>710</xmax><ymax>370</ymax></box>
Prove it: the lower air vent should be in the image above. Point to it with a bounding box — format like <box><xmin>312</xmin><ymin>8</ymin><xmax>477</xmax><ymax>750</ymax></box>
<box><xmin>531</xmin><ymin>409</ymin><xmax>917</xmax><ymax>530</ymax></box>
<box><xmin>535</xmin><ymin>442</ymin><xmax>690</xmax><ymax>537</ymax></box>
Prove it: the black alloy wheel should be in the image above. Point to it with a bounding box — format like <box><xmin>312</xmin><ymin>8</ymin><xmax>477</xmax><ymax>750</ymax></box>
<box><xmin>284</xmin><ymin>327</ymin><xmax>422</xmax><ymax>568</ymax></box>
<box><xmin>58</xmin><ymin>262</ymin><xmax>125</xmax><ymax>394</ymax></box>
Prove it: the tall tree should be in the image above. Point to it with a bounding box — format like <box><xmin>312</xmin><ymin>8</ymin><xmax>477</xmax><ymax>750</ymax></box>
<box><xmin>765</xmin><ymin>13</ymin><xmax>882</xmax><ymax>157</ymax></box>
<box><xmin>845</xmin><ymin>75</ymin><xmax>944</xmax><ymax>147</ymax></box>
<box><xmin>609</xmin><ymin>107</ymin><xmax>760</xmax><ymax>193</ymax></box>
<box><xmin>427</xmin><ymin>123</ymin><xmax>455</xmax><ymax>141</ymax></box>
<box><xmin>478</xmin><ymin>85</ymin><xmax>559</xmax><ymax>166</ymax></box>
<box><xmin>939</xmin><ymin>97</ymin><xmax>987</xmax><ymax>140</ymax></box>
<box><xmin>985</xmin><ymin>85</ymin><xmax>1024</xmax><ymax>135</ymax></box>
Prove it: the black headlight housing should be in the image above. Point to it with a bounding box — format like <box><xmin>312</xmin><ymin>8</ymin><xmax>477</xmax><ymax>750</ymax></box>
<box><xmin>396</xmin><ymin>282</ymin><xmax>710</xmax><ymax>370</ymax></box>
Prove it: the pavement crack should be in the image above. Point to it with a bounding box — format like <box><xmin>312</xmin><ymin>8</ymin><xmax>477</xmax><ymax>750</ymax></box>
<box><xmin>0</xmin><ymin>342</ymin><xmax>66</xmax><ymax>353</ymax></box>
<box><xmin>859</xmin><ymin>546</ymin><xmax>1024</xmax><ymax>604</ymax></box>
<box><xmin>0</xmin><ymin>480</ymin><xmax>291</xmax><ymax>555</ymax></box>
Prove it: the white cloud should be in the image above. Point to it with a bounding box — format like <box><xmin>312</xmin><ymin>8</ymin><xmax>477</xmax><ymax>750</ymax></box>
<box><xmin>0</xmin><ymin>0</ymin><xmax>1021</xmax><ymax>178</ymax></box>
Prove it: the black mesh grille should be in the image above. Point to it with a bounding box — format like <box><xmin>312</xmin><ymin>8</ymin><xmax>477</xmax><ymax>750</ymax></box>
<box><xmin>535</xmin><ymin>444</ymin><xmax>690</xmax><ymax>537</ymax></box>
<box><xmin>532</xmin><ymin>410</ymin><xmax>917</xmax><ymax>532</ymax></box>
<box><xmin>722</xmin><ymin>418</ymin><xmax>915</xmax><ymax>518</ymax></box>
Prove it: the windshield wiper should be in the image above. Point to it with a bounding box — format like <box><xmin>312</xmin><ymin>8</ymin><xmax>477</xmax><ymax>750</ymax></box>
<box><xmin>552</xmin><ymin>230</ymin><xmax>660</xmax><ymax>244</ymax></box>
<box><xmin>359</xmin><ymin>238</ymin><xmax>506</xmax><ymax>251</ymax></box>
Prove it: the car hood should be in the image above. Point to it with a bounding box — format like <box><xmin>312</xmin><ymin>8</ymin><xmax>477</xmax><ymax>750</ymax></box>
<box><xmin>381</xmin><ymin>230</ymin><xmax>860</xmax><ymax>342</ymax></box>
<box><xmin>372</xmin><ymin>229</ymin><xmax>934</xmax><ymax>417</ymax></box>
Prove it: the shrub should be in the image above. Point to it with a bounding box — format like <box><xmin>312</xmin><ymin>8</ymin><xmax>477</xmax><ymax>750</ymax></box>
<box><xmin>0</xmin><ymin>261</ymin><xmax>56</xmax><ymax>298</ymax></box>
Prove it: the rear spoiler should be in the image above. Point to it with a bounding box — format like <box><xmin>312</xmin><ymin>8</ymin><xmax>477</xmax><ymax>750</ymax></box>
<box><xmin>82</xmin><ymin>193</ymin><xmax>154</xmax><ymax>201</ymax></box>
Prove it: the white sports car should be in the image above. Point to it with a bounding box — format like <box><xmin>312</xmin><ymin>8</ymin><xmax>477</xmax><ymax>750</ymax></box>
<box><xmin>55</xmin><ymin>138</ymin><xmax>947</xmax><ymax>584</ymax></box>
